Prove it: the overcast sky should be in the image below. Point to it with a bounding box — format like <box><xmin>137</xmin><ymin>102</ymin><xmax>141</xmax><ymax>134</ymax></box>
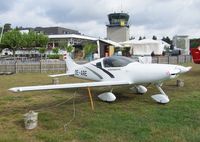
<box><xmin>0</xmin><ymin>0</ymin><xmax>200</xmax><ymax>39</ymax></box>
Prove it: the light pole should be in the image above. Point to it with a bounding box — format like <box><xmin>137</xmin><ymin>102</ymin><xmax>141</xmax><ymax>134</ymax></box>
<box><xmin>0</xmin><ymin>25</ymin><xmax>4</xmax><ymax>43</ymax></box>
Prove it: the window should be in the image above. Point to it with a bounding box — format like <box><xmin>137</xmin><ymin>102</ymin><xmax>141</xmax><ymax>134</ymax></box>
<box><xmin>103</xmin><ymin>56</ymin><xmax>133</xmax><ymax>67</ymax></box>
<box><xmin>96</xmin><ymin>62</ymin><xmax>102</xmax><ymax>68</ymax></box>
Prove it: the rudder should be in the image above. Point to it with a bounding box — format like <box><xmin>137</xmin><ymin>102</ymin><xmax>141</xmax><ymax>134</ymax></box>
<box><xmin>63</xmin><ymin>54</ymin><xmax>79</xmax><ymax>75</ymax></box>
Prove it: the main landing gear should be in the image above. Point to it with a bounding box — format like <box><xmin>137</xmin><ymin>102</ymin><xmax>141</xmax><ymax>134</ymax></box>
<box><xmin>98</xmin><ymin>88</ymin><xmax>116</xmax><ymax>102</ymax></box>
<box><xmin>87</xmin><ymin>87</ymin><xmax>116</xmax><ymax>110</ymax></box>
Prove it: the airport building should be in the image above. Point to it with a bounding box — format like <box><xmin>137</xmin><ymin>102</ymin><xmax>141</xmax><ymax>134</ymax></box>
<box><xmin>34</xmin><ymin>27</ymin><xmax>80</xmax><ymax>35</ymax></box>
<box><xmin>48</xmin><ymin>34</ymin><xmax>122</xmax><ymax>59</ymax></box>
<box><xmin>18</xmin><ymin>26</ymin><xmax>80</xmax><ymax>35</ymax></box>
<box><xmin>106</xmin><ymin>12</ymin><xmax>130</xmax><ymax>42</ymax></box>
<box><xmin>173</xmin><ymin>35</ymin><xmax>190</xmax><ymax>55</ymax></box>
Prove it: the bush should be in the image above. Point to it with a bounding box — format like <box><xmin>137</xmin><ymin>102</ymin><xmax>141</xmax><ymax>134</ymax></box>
<box><xmin>47</xmin><ymin>54</ymin><xmax>60</xmax><ymax>59</ymax></box>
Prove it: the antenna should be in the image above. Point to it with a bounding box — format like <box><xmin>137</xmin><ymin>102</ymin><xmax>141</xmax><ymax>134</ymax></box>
<box><xmin>121</xmin><ymin>0</ymin><xmax>123</xmax><ymax>12</ymax></box>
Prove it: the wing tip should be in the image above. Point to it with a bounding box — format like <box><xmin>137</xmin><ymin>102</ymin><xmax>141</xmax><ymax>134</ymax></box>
<box><xmin>8</xmin><ymin>88</ymin><xmax>21</xmax><ymax>92</ymax></box>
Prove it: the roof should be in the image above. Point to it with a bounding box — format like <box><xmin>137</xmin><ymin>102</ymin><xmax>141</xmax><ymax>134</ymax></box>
<box><xmin>99</xmin><ymin>39</ymin><xmax>123</xmax><ymax>47</ymax></box>
<box><xmin>48</xmin><ymin>34</ymin><xmax>123</xmax><ymax>47</ymax></box>
<box><xmin>48</xmin><ymin>34</ymin><xmax>98</xmax><ymax>41</ymax></box>
<box><xmin>120</xmin><ymin>39</ymin><xmax>160</xmax><ymax>45</ymax></box>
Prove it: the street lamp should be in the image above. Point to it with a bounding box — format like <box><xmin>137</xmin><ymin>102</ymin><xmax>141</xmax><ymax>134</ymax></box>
<box><xmin>0</xmin><ymin>25</ymin><xmax>4</xmax><ymax>43</ymax></box>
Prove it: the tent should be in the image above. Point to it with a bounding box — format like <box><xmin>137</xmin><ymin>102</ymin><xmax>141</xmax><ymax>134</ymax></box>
<box><xmin>120</xmin><ymin>39</ymin><xmax>166</xmax><ymax>56</ymax></box>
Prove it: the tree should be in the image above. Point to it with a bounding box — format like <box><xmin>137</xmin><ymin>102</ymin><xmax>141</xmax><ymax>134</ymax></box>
<box><xmin>83</xmin><ymin>42</ymin><xmax>97</xmax><ymax>57</ymax></box>
<box><xmin>3</xmin><ymin>23</ymin><xmax>12</xmax><ymax>33</ymax></box>
<box><xmin>162</xmin><ymin>36</ymin><xmax>173</xmax><ymax>49</ymax></box>
<box><xmin>1</xmin><ymin>29</ymin><xmax>23</xmax><ymax>57</ymax></box>
<box><xmin>21</xmin><ymin>31</ymin><xmax>48</xmax><ymax>50</ymax></box>
<box><xmin>190</xmin><ymin>38</ymin><xmax>200</xmax><ymax>48</ymax></box>
<box><xmin>22</xmin><ymin>30</ymin><xmax>37</xmax><ymax>50</ymax></box>
<box><xmin>130</xmin><ymin>36</ymin><xmax>135</xmax><ymax>40</ymax></box>
<box><xmin>38</xmin><ymin>47</ymin><xmax>46</xmax><ymax>59</ymax></box>
<box><xmin>65</xmin><ymin>45</ymin><xmax>74</xmax><ymax>53</ymax></box>
<box><xmin>52</xmin><ymin>48</ymin><xmax>59</xmax><ymax>54</ymax></box>
<box><xmin>1</xmin><ymin>29</ymin><xmax>49</xmax><ymax>59</ymax></box>
<box><xmin>59</xmin><ymin>42</ymin><xmax>74</xmax><ymax>53</ymax></box>
<box><xmin>36</xmin><ymin>33</ymin><xmax>48</xmax><ymax>48</ymax></box>
<box><xmin>139</xmin><ymin>36</ymin><xmax>142</xmax><ymax>40</ymax></box>
<box><xmin>152</xmin><ymin>35</ymin><xmax>157</xmax><ymax>40</ymax></box>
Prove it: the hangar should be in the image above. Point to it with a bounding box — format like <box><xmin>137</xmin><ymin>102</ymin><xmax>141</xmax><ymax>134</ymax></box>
<box><xmin>48</xmin><ymin>34</ymin><xmax>123</xmax><ymax>59</ymax></box>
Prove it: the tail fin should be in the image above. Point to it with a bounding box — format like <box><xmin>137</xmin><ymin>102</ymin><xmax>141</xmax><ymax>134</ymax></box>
<box><xmin>64</xmin><ymin>54</ymin><xmax>79</xmax><ymax>75</ymax></box>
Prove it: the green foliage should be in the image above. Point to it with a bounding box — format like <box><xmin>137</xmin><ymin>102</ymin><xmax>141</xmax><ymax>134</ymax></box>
<box><xmin>66</xmin><ymin>45</ymin><xmax>74</xmax><ymax>53</ymax></box>
<box><xmin>1</xmin><ymin>29</ymin><xmax>49</xmax><ymax>55</ymax></box>
<box><xmin>190</xmin><ymin>38</ymin><xmax>200</xmax><ymax>48</ymax></box>
<box><xmin>3</xmin><ymin>23</ymin><xmax>12</xmax><ymax>33</ymax></box>
<box><xmin>0</xmin><ymin>43</ymin><xmax>10</xmax><ymax>51</ymax></box>
<box><xmin>162</xmin><ymin>36</ymin><xmax>173</xmax><ymax>49</ymax></box>
<box><xmin>59</xmin><ymin>42</ymin><xmax>74</xmax><ymax>53</ymax></box>
<box><xmin>38</xmin><ymin>47</ymin><xmax>46</xmax><ymax>54</ymax></box>
<box><xmin>1</xmin><ymin>29</ymin><xmax>23</xmax><ymax>55</ymax></box>
<box><xmin>22</xmin><ymin>31</ymin><xmax>48</xmax><ymax>49</ymax></box>
<box><xmin>58</xmin><ymin>42</ymin><xmax>67</xmax><ymax>49</ymax></box>
<box><xmin>52</xmin><ymin>48</ymin><xmax>59</xmax><ymax>54</ymax></box>
<box><xmin>38</xmin><ymin>47</ymin><xmax>47</xmax><ymax>60</ymax></box>
<box><xmin>83</xmin><ymin>42</ymin><xmax>97</xmax><ymax>57</ymax></box>
<box><xmin>22</xmin><ymin>31</ymin><xmax>37</xmax><ymax>49</ymax></box>
<box><xmin>47</xmin><ymin>54</ymin><xmax>60</xmax><ymax>59</ymax></box>
<box><xmin>36</xmin><ymin>33</ymin><xmax>49</xmax><ymax>47</ymax></box>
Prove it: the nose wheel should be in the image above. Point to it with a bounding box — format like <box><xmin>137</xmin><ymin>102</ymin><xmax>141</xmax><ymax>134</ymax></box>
<box><xmin>151</xmin><ymin>84</ymin><xmax>170</xmax><ymax>104</ymax></box>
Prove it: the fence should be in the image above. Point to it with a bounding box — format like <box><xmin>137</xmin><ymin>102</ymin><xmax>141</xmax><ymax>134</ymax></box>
<box><xmin>0</xmin><ymin>60</ymin><xmax>66</xmax><ymax>73</ymax></box>
<box><xmin>0</xmin><ymin>55</ymin><xmax>192</xmax><ymax>73</ymax></box>
<box><xmin>152</xmin><ymin>55</ymin><xmax>192</xmax><ymax>64</ymax></box>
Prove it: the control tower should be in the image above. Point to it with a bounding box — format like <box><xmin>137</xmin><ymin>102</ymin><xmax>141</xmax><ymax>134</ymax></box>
<box><xmin>106</xmin><ymin>12</ymin><xmax>130</xmax><ymax>42</ymax></box>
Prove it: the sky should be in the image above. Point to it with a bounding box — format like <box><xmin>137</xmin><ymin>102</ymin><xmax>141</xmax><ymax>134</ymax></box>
<box><xmin>0</xmin><ymin>0</ymin><xmax>200</xmax><ymax>39</ymax></box>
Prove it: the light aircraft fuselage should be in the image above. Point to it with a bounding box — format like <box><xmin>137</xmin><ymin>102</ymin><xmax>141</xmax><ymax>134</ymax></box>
<box><xmin>73</xmin><ymin>56</ymin><xmax>190</xmax><ymax>84</ymax></box>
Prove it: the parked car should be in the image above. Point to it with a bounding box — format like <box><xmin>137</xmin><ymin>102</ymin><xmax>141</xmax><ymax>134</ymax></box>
<box><xmin>190</xmin><ymin>46</ymin><xmax>200</xmax><ymax>64</ymax></box>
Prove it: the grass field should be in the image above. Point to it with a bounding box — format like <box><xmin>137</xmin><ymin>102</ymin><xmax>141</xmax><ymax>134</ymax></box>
<box><xmin>0</xmin><ymin>63</ymin><xmax>200</xmax><ymax>142</ymax></box>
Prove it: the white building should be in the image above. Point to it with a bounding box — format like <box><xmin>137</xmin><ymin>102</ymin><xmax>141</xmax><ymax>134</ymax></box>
<box><xmin>173</xmin><ymin>35</ymin><xmax>190</xmax><ymax>55</ymax></box>
<box><xmin>120</xmin><ymin>39</ymin><xmax>168</xmax><ymax>56</ymax></box>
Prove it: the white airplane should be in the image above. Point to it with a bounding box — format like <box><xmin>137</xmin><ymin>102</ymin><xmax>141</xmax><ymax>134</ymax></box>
<box><xmin>9</xmin><ymin>55</ymin><xmax>191</xmax><ymax>107</ymax></box>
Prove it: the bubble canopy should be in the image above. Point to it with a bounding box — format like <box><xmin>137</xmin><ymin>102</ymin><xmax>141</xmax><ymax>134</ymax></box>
<box><xmin>103</xmin><ymin>56</ymin><xmax>134</xmax><ymax>67</ymax></box>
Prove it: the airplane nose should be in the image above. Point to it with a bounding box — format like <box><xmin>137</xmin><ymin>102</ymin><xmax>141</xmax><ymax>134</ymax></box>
<box><xmin>176</xmin><ymin>66</ymin><xmax>192</xmax><ymax>73</ymax></box>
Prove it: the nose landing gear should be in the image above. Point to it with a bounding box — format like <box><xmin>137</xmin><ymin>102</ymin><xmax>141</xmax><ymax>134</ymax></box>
<box><xmin>151</xmin><ymin>84</ymin><xmax>169</xmax><ymax>104</ymax></box>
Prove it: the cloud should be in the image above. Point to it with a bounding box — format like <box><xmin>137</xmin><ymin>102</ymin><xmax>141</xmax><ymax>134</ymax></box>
<box><xmin>0</xmin><ymin>0</ymin><xmax>16</xmax><ymax>12</ymax></box>
<box><xmin>0</xmin><ymin>0</ymin><xmax>200</xmax><ymax>38</ymax></box>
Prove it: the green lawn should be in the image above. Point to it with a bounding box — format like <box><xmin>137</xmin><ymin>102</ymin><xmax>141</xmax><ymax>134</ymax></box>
<box><xmin>0</xmin><ymin>63</ymin><xmax>200</xmax><ymax>142</ymax></box>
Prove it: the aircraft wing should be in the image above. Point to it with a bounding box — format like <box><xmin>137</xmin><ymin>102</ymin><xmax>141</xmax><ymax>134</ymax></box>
<box><xmin>8</xmin><ymin>81</ymin><xmax>130</xmax><ymax>93</ymax></box>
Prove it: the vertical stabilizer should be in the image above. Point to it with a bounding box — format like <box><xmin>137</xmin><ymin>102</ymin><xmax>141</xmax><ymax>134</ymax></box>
<box><xmin>64</xmin><ymin>54</ymin><xmax>79</xmax><ymax>75</ymax></box>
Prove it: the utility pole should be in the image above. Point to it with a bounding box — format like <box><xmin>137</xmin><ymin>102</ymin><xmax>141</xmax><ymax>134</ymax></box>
<box><xmin>0</xmin><ymin>25</ymin><xmax>4</xmax><ymax>43</ymax></box>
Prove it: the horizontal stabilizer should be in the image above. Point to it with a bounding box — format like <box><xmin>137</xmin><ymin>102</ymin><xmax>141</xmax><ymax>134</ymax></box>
<box><xmin>49</xmin><ymin>73</ymin><xmax>69</xmax><ymax>77</ymax></box>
